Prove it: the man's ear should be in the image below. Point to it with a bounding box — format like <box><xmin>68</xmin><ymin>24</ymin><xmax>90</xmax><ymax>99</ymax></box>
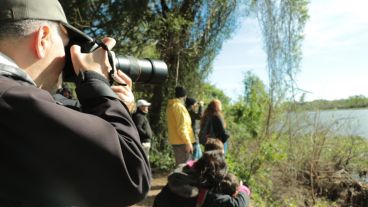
<box><xmin>34</xmin><ymin>25</ymin><xmax>51</xmax><ymax>59</ymax></box>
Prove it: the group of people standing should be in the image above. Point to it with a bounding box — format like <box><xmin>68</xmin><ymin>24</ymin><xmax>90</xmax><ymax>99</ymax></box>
<box><xmin>166</xmin><ymin>86</ymin><xmax>229</xmax><ymax>166</ymax></box>
<box><xmin>133</xmin><ymin>85</ymin><xmax>229</xmax><ymax>165</ymax></box>
<box><xmin>131</xmin><ymin>86</ymin><xmax>250</xmax><ymax>206</ymax></box>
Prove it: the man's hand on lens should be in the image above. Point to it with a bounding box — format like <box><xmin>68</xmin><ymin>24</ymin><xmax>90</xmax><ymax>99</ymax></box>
<box><xmin>70</xmin><ymin>37</ymin><xmax>116</xmax><ymax>79</ymax></box>
<box><xmin>69</xmin><ymin>36</ymin><xmax>135</xmax><ymax>110</ymax></box>
<box><xmin>111</xmin><ymin>70</ymin><xmax>135</xmax><ymax>111</ymax></box>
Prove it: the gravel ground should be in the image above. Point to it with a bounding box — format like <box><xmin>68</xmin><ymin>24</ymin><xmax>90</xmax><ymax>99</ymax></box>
<box><xmin>130</xmin><ymin>171</ymin><xmax>169</xmax><ymax>207</ymax></box>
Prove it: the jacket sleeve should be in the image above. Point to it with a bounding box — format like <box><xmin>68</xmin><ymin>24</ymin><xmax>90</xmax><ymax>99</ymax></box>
<box><xmin>203</xmin><ymin>192</ymin><xmax>250</xmax><ymax>207</ymax></box>
<box><xmin>1</xmin><ymin>72</ymin><xmax>151</xmax><ymax>207</ymax></box>
<box><xmin>173</xmin><ymin>104</ymin><xmax>192</xmax><ymax>145</ymax></box>
<box><xmin>145</xmin><ymin>117</ymin><xmax>153</xmax><ymax>139</ymax></box>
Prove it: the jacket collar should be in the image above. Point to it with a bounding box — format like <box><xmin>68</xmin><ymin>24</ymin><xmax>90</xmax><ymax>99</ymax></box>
<box><xmin>0</xmin><ymin>52</ymin><xmax>36</xmax><ymax>86</ymax></box>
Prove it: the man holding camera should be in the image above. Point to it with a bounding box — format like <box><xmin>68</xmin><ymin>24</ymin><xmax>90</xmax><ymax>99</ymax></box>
<box><xmin>0</xmin><ymin>0</ymin><xmax>151</xmax><ymax>206</ymax></box>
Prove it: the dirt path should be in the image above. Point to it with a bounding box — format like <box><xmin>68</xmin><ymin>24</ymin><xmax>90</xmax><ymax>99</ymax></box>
<box><xmin>131</xmin><ymin>172</ymin><xmax>169</xmax><ymax>207</ymax></box>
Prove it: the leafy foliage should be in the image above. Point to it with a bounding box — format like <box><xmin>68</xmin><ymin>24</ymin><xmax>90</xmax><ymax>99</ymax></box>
<box><xmin>252</xmin><ymin>0</ymin><xmax>309</xmax><ymax>103</ymax></box>
<box><xmin>149</xmin><ymin>135</ymin><xmax>176</xmax><ymax>171</ymax></box>
<box><xmin>229</xmin><ymin>71</ymin><xmax>269</xmax><ymax>138</ymax></box>
<box><xmin>197</xmin><ymin>83</ymin><xmax>231</xmax><ymax>106</ymax></box>
<box><xmin>60</xmin><ymin>0</ymin><xmax>243</xmax><ymax>154</ymax></box>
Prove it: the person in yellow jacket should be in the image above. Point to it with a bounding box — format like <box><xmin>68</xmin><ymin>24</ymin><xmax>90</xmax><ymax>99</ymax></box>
<box><xmin>166</xmin><ymin>86</ymin><xmax>195</xmax><ymax>165</ymax></box>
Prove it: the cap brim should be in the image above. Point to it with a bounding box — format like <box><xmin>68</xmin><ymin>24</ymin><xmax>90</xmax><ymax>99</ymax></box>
<box><xmin>138</xmin><ymin>104</ymin><xmax>151</xmax><ymax>107</ymax></box>
<box><xmin>61</xmin><ymin>22</ymin><xmax>94</xmax><ymax>43</ymax></box>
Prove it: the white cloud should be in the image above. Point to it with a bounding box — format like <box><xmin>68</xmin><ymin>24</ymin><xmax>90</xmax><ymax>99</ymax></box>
<box><xmin>227</xmin><ymin>18</ymin><xmax>261</xmax><ymax>44</ymax></box>
<box><xmin>304</xmin><ymin>0</ymin><xmax>368</xmax><ymax>55</ymax></box>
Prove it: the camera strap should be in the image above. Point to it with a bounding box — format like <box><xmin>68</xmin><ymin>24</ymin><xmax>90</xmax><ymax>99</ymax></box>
<box><xmin>95</xmin><ymin>40</ymin><xmax>126</xmax><ymax>86</ymax></box>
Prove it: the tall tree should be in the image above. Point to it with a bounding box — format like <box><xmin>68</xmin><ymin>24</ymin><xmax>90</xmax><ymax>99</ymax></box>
<box><xmin>251</xmin><ymin>0</ymin><xmax>309</xmax><ymax>136</ymax></box>
<box><xmin>60</xmin><ymin>0</ymin><xmax>243</xmax><ymax>140</ymax></box>
<box><xmin>148</xmin><ymin>0</ymin><xmax>242</xmax><ymax>138</ymax></box>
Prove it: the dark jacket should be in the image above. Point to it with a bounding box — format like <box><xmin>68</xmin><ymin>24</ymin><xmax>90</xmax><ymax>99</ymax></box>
<box><xmin>52</xmin><ymin>93</ymin><xmax>81</xmax><ymax>111</ymax></box>
<box><xmin>132</xmin><ymin>108</ymin><xmax>153</xmax><ymax>143</ymax></box>
<box><xmin>207</xmin><ymin>114</ymin><xmax>230</xmax><ymax>143</ymax></box>
<box><xmin>153</xmin><ymin>164</ymin><xmax>250</xmax><ymax>207</ymax></box>
<box><xmin>0</xmin><ymin>64</ymin><xmax>151</xmax><ymax>207</ymax></box>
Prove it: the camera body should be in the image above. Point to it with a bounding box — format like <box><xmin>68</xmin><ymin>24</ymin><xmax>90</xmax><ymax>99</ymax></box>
<box><xmin>63</xmin><ymin>37</ymin><xmax>168</xmax><ymax>84</ymax></box>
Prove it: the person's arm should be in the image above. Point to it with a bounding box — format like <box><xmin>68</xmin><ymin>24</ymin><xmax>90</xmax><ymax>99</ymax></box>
<box><xmin>203</xmin><ymin>192</ymin><xmax>250</xmax><ymax>207</ymax></box>
<box><xmin>74</xmin><ymin>70</ymin><xmax>152</xmax><ymax>206</ymax></box>
<box><xmin>71</xmin><ymin>38</ymin><xmax>151</xmax><ymax>206</ymax></box>
<box><xmin>145</xmin><ymin>117</ymin><xmax>153</xmax><ymax>139</ymax></box>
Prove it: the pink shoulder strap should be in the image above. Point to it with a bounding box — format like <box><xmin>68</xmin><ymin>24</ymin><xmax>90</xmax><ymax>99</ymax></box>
<box><xmin>195</xmin><ymin>188</ymin><xmax>208</xmax><ymax>207</ymax></box>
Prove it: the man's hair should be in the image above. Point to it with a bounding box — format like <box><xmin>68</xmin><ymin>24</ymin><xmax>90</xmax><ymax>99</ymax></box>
<box><xmin>0</xmin><ymin>20</ymin><xmax>59</xmax><ymax>40</ymax></box>
<box><xmin>175</xmin><ymin>86</ymin><xmax>186</xmax><ymax>98</ymax></box>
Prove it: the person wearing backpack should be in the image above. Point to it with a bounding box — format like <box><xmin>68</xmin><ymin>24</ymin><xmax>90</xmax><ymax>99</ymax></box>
<box><xmin>199</xmin><ymin>99</ymin><xmax>230</xmax><ymax>154</ymax></box>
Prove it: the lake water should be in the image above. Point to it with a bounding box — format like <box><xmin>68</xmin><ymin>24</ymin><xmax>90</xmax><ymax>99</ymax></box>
<box><xmin>285</xmin><ymin>108</ymin><xmax>368</xmax><ymax>139</ymax></box>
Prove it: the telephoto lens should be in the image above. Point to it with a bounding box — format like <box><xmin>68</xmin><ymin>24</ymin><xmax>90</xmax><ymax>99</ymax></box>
<box><xmin>115</xmin><ymin>56</ymin><xmax>168</xmax><ymax>84</ymax></box>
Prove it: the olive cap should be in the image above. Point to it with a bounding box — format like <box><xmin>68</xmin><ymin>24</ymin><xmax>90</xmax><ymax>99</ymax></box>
<box><xmin>0</xmin><ymin>0</ymin><xmax>92</xmax><ymax>42</ymax></box>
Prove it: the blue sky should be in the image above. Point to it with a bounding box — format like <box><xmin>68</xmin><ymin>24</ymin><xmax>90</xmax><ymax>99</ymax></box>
<box><xmin>209</xmin><ymin>0</ymin><xmax>368</xmax><ymax>101</ymax></box>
